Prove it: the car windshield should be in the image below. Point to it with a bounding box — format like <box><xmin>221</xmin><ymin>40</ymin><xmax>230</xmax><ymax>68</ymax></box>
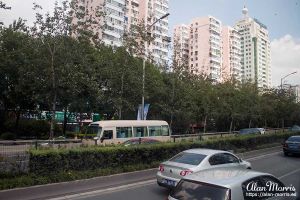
<box><xmin>170</xmin><ymin>180</ymin><xmax>230</xmax><ymax>200</ymax></box>
<box><xmin>170</xmin><ymin>152</ymin><xmax>206</xmax><ymax>165</ymax></box>
<box><xmin>287</xmin><ymin>136</ymin><xmax>300</xmax><ymax>142</ymax></box>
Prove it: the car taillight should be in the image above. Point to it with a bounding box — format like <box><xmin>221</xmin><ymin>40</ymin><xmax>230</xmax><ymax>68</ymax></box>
<box><xmin>180</xmin><ymin>170</ymin><xmax>193</xmax><ymax>176</ymax></box>
<box><xmin>283</xmin><ymin>143</ymin><xmax>288</xmax><ymax>148</ymax></box>
<box><xmin>159</xmin><ymin>164</ymin><xmax>164</xmax><ymax>172</ymax></box>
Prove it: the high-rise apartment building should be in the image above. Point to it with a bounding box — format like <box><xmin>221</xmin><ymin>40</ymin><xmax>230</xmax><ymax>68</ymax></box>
<box><xmin>103</xmin><ymin>0</ymin><xmax>126</xmax><ymax>47</ymax></box>
<box><xmin>173</xmin><ymin>24</ymin><xmax>189</xmax><ymax>66</ymax></box>
<box><xmin>176</xmin><ymin>16</ymin><xmax>222</xmax><ymax>81</ymax></box>
<box><xmin>221</xmin><ymin>26</ymin><xmax>242</xmax><ymax>82</ymax></box>
<box><xmin>74</xmin><ymin>0</ymin><xmax>126</xmax><ymax>47</ymax></box>
<box><xmin>73</xmin><ymin>0</ymin><xmax>169</xmax><ymax>65</ymax></box>
<box><xmin>173</xmin><ymin>16</ymin><xmax>244</xmax><ymax>82</ymax></box>
<box><xmin>235</xmin><ymin>6</ymin><xmax>271</xmax><ymax>88</ymax></box>
<box><xmin>139</xmin><ymin>0</ymin><xmax>170</xmax><ymax>66</ymax></box>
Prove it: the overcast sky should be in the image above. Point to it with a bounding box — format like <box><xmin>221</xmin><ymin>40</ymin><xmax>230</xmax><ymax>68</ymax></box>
<box><xmin>1</xmin><ymin>0</ymin><xmax>300</xmax><ymax>87</ymax></box>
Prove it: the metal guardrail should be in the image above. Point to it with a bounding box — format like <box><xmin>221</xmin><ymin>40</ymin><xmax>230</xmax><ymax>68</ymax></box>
<box><xmin>170</xmin><ymin>128</ymin><xmax>290</xmax><ymax>142</ymax></box>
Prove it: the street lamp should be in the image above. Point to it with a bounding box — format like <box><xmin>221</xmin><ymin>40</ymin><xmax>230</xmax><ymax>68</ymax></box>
<box><xmin>141</xmin><ymin>13</ymin><xmax>170</xmax><ymax>120</ymax></box>
<box><xmin>280</xmin><ymin>71</ymin><xmax>297</xmax><ymax>90</ymax></box>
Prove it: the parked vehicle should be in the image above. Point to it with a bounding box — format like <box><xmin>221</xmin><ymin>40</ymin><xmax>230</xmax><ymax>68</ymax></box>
<box><xmin>90</xmin><ymin>120</ymin><xmax>170</xmax><ymax>144</ymax></box>
<box><xmin>282</xmin><ymin>135</ymin><xmax>300</xmax><ymax>156</ymax></box>
<box><xmin>156</xmin><ymin>149</ymin><xmax>251</xmax><ymax>188</ymax></box>
<box><xmin>289</xmin><ymin>125</ymin><xmax>300</xmax><ymax>132</ymax></box>
<box><xmin>239</xmin><ymin>128</ymin><xmax>265</xmax><ymax>135</ymax></box>
<box><xmin>168</xmin><ymin>168</ymin><xmax>287</xmax><ymax>200</ymax></box>
<box><xmin>122</xmin><ymin>138</ymin><xmax>160</xmax><ymax>146</ymax></box>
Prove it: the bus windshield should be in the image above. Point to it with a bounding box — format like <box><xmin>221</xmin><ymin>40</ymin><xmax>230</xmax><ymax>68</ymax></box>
<box><xmin>87</xmin><ymin>125</ymin><xmax>102</xmax><ymax>136</ymax></box>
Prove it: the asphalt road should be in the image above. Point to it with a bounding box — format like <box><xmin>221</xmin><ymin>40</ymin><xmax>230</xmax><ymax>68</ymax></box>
<box><xmin>53</xmin><ymin>150</ymin><xmax>300</xmax><ymax>200</ymax></box>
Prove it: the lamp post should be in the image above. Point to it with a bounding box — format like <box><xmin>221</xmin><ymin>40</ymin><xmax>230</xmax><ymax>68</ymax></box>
<box><xmin>141</xmin><ymin>13</ymin><xmax>169</xmax><ymax>120</ymax></box>
<box><xmin>280</xmin><ymin>71</ymin><xmax>297</xmax><ymax>90</ymax></box>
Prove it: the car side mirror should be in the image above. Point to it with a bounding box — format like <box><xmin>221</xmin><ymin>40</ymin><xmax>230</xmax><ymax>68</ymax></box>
<box><xmin>239</xmin><ymin>158</ymin><xmax>243</xmax><ymax>163</ymax></box>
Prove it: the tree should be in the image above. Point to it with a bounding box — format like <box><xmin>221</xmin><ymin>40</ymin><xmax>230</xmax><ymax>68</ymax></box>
<box><xmin>0</xmin><ymin>21</ymin><xmax>36</xmax><ymax>132</ymax></box>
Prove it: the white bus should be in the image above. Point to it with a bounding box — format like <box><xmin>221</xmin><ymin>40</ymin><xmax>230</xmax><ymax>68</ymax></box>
<box><xmin>89</xmin><ymin>120</ymin><xmax>171</xmax><ymax>144</ymax></box>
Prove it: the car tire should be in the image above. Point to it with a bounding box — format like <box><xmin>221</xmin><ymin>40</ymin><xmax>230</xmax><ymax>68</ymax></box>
<box><xmin>284</xmin><ymin>152</ymin><xmax>289</xmax><ymax>156</ymax></box>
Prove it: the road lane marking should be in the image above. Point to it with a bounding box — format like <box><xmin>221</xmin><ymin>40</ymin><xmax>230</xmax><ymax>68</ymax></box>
<box><xmin>47</xmin><ymin>179</ymin><xmax>157</xmax><ymax>200</ymax></box>
<box><xmin>245</xmin><ymin>151</ymin><xmax>281</xmax><ymax>161</ymax></box>
<box><xmin>279</xmin><ymin>168</ymin><xmax>300</xmax><ymax>180</ymax></box>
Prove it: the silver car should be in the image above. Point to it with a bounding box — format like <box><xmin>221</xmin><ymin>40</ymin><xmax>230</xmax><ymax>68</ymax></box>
<box><xmin>168</xmin><ymin>168</ymin><xmax>290</xmax><ymax>200</ymax></box>
<box><xmin>157</xmin><ymin>149</ymin><xmax>251</xmax><ymax>188</ymax></box>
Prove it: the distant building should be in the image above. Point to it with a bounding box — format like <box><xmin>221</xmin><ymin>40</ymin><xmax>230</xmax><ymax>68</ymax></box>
<box><xmin>173</xmin><ymin>24</ymin><xmax>189</xmax><ymax>67</ymax></box>
<box><xmin>187</xmin><ymin>16</ymin><xmax>222</xmax><ymax>82</ymax></box>
<box><xmin>173</xmin><ymin>16</ymin><xmax>243</xmax><ymax>82</ymax></box>
<box><xmin>235</xmin><ymin>6</ymin><xmax>271</xmax><ymax>88</ymax></box>
<box><xmin>72</xmin><ymin>0</ymin><xmax>170</xmax><ymax>66</ymax></box>
<box><xmin>221</xmin><ymin>26</ymin><xmax>242</xmax><ymax>82</ymax></box>
<box><xmin>138</xmin><ymin>0</ymin><xmax>170</xmax><ymax>66</ymax></box>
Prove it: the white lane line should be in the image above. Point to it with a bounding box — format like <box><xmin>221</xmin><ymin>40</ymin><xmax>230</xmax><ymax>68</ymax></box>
<box><xmin>279</xmin><ymin>168</ymin><xmax>300</xmax><ymax>180</ymax></box>
<box><xmin>245</xmin><ymin>151</ymin><xmax>281</xmax><ymax>161</ymax></box>
<box><xmin>47</xmin><ymin>179</ymin><xmax>156</xmax><ymax>200</ymax></box>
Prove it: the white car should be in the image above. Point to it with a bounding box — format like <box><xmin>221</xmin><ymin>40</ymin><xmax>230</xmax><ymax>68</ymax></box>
<box><xmin>157</xmin><ymin>148</ymin><xmax>251</xmax><ymax>188</ymax></box>
<box><xmin>168</xmin><ymin>168</ymin><xmax>288</xmax><ymax>200</ymax></box>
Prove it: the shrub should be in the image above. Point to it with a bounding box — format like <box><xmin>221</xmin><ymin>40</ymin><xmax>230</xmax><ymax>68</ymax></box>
<box><xmin>0</xmin><ymin>132</ymin><xmax>16</xmax><ymax>140</ymax></box>
<box><xmin>29</xmin><ymin>132</ymin><xmax>295</xmax><ymax>175</ymax></box>
<box><xmin>4</xmin><ymin>120</ymin><xmax>61</xmax><ymax>139</ymax></box>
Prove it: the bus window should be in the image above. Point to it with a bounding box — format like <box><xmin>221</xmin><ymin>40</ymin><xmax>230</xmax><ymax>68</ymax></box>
<box><xmin>116</xmin><ymin>127</ymin><xmax>132</xmax><ymax>138</ymax></box>
<box><xmin>149</xmin><ymin>126</ymin><xmax>161</xmax><ymax>136</ymax></box>
<box><xmin>133</xmin><ymin>127</ymin><xmax>148</xmax><ymax>137</ymax></box>
<box><xmin>162</xmin><ymin>125</ymin><xmax>169</xmax><ymax>136</ymax></box>
<box><xmin>87</xmin><ymin>125</ymin><xmax>102</xmax><ymax>136</ymax></box>
<box><xmin>102</xmin><ymin>130</ymin><xmax>113</xmax><ymax>140</ymax></box>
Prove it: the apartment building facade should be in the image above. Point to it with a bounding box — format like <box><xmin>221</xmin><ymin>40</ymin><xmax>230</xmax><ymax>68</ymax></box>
<box><xmin>173</xmin><ymin>24</ymin><xmax>189</xmax><ymax>66</ymax></box>
<box><xmin>221</xmin><ymin>26</ymin><xmax>242</xmax><ymax>82</ymax></box>
<box><xmin>139</xmin><ymin>0</ymin><xmax>170</xmax><ymax>66</ymax></box>
<box><xmin>173</xmin><ymin>16</ymin><xmax>223</xmax><ymax>81</ymax></box>
<box><xmin>73</xmin><ymin>0</ymin><xmax>170</xmax><ymax>66</ymax></box>
<box><xmin>235</xmin><ymin>6</ymin><xmax>271</xmax><ymax>88</ymax></box>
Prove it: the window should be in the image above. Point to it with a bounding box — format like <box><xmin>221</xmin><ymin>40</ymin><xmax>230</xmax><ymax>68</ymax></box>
<box><xmin>133</xmin><ymin>126</ymin><xmax>147</xmax><ymax>137</ymax></box>
<box><xmin>116</xmin><ymin>127</ymin><xmax>132</xmax><ymax>138</ymax></box>
<box><xmin>209</xmin><ymin>153</ymin><xmax>235</xmax><ymax>165</ymax></box>
<box><xmin>170</xmin><ymin>153</ymin><xmax>206</xmax><ymax>165</ymax></box>
<box><xmin>149</xmin><ymin>126</ymin><xmax>161</xmax><ymax>136</ymax></box>
<box><xmin>162</xmin><ymin>125</ymin><xmax>169</xmax><ymax>136</ymax></box>
<box><xmin>222</xmin><ymin>153</ymin><xmax>239</xmax><ymax>163</ymax></box>
<box><xmin>102</xmin><ymin>130</ymin><xmax>113</xmax><ymax>139</ymax></box>
<box><xmin>170</xmin><ymin>180</ymin><xmax>230</xmax><ymax>200</ymax></box>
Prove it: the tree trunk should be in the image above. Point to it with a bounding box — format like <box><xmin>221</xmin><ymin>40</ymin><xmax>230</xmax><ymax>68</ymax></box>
<box><xmin>229</xmin><ymin>117</ymin><xmax>233</xmax><ymax>133</ymax></box>
<box><xmin>119</xmin><ymin>73</ymin><xmax>124</xmax><ymax>120</ymax></box>
<box><xmin>49</xmin><ymin>51</ymin><xmax>56</xmax><ymax>140</ymax></box>
<box><xmin>203</xmin><ymin>115</ymin><xmax>207</xmax><ymax>133</ymax></box>
<box><xmin>248</xmin><ymin>119</ymin><xmax>252</xmax><ymax>128</ymax></box>
<box><xmin>63</xmin><ymin>108</ymin><xmax>67</xmax><ymax>136</ymax></box>
<box><xmin>264</xmin><ymin>119</ymin><xmax>267</xmax><ymax>128</ymax></box>
<box><xmin>282</xmin><ymin>119</ymin><xmax>284</xmax><ymax>132</ymax></box>
<box><xmin>15</xmin><ymin>109</ymin><xmax>21</xmax><ymax>131</ymax></box>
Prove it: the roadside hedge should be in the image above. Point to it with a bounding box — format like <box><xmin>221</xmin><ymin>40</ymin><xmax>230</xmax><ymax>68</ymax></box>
<box><xmin>29</xmin><ymin>132</ymin><xmax>295</xmax><ymax>175</ymax></box>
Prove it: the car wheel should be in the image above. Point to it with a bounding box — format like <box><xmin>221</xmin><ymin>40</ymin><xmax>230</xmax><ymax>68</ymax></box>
<box><xmin>284</xmin><ymin>152</ymin><xmax>289</xmax><ymax>156</ymax></box>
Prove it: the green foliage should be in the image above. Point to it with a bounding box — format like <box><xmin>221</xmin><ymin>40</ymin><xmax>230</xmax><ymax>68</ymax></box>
<box><xmin>3</xmin><ymin>120</ymin><xmax>61</xmax><ymax>139</ymax></box>
<box><xmin>0</xmin><ymin>132</ymin><xmax>16</xmax><ymax>140</ymax></box>
<box><xmin>1</xmin><ymin>1</ymin><xmax>300</xmax><ymax>137</ymax></box>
